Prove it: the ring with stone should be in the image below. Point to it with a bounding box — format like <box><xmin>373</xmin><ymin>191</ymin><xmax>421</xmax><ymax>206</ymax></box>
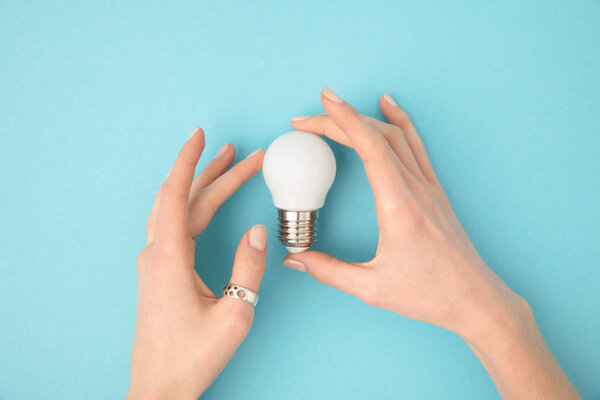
<box><xmin>222</xmin><ymin>283</ymin><xmax>258</xmax><ymax>307</ymax></box>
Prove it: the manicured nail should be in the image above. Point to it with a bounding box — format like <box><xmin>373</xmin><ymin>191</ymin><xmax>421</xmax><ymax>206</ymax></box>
<box><xmin>188</xmin><ymin>126</ymin><xmax>201</xmax><ymax>140</ymax></box>
<box><xmin>214</xmin><ymin>143</ymin><xmax>229</xmax><ymax>159</ymax></box>
<box><xmin>291</xmin><ymin>116</ymin><xmax>310</xmax><ymax>123</ymax></box>
<box><xmin>322</xmin><ymin>87</ymin><xmax>343</xmax><ymax>104</ymax></box>
<box><xmin>245</xmin><ymin>148</ymin><xmax>262</xmax><ymax>159</ymax></box>
<box><xmin>283</xmin><ymin>259</ymin><xmax>306</xmax><ymax>272</ymax></box>
<box><xmin>164</xmin><ymin>167</ymin><xmax>172</xmax><ymax>181</ymax></box>
<box><xmin>383</xmin><ymin>93</ymin><xmax>397</xmax><ymax>107</ymax></box>
<box><xmin>249</xmin><ymin>225</ymin><xmax>267</xmax><ymax>251</ymax></box>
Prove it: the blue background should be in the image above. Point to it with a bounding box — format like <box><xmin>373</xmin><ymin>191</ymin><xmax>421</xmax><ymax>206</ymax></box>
<box><xmin>1</xmin><ymin>1</ymin><xmax>599</xmax><ymax>399</ymax></box>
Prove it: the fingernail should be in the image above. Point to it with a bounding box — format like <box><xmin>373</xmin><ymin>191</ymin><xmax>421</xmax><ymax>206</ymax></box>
<box><xmin>214</xmin><ymin>143</ymin><xmax>229</xmax><ymax>159</ymax></box>
<box><xmin>188</xmin><ymin>126</ymin><xmax>201</xmax><ymax>140</ymax></box>
<box><xmin>245</xmin><ymin>148</ymin><xmax>262</xmax><ymax>159</ymax></box>
<box><xmin>164</xmin><ymin>167</ymin><xmax>172</xmax><ymax>180</ymax></box>
<box><xmin>249</xmin><ymin>225</ymin><xmax>267</xmax><ymax>251</ymax></box>
<box><xmin>291</xmin><ymin>116</ymin><xmax>310</xmax><ymax>123</ymax></box>
<box><xmin>383</xmin><ymin>93</ymin><xmax>397</xmax><ymax>107</ymax></box>
<box><xmin>283</xmin><ymin>259</ymin><xmax>306</xmax><ymax>272</ymax></box>
<box><xmin>322</xmin><ymin>87</ymin><xmax>343</xmax><ymax>104</ymax></box>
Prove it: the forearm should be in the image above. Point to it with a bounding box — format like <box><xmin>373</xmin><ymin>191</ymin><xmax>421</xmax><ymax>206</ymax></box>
<box><xmin>461</xmin><ymin>297</ymin><xmax>580</xmax><ymax>400</ymax></box>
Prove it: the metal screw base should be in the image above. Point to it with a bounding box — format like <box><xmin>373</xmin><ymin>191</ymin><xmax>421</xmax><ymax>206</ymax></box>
<box><xmin>277</xmin><ymin>209</ymin><xmax>318</xmax><ymax>252</ymax></box>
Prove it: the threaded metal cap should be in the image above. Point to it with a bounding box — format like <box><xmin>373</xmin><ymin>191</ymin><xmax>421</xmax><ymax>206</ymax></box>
<box><xmin>277</xmin><ymin>209</ymin><xmax>318</xmax><ymax>253</ymax></box>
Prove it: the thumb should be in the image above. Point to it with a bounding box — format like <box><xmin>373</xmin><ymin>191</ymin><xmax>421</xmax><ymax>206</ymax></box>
<box><xmin>283</xmin><ymin>251</ymin><xmax>370</xmax><ymax>300</ymax></box>
<box><xmin>228</xmin><ymin>225</ymin><xmax>267</xmax><ymax>294</ymax></box>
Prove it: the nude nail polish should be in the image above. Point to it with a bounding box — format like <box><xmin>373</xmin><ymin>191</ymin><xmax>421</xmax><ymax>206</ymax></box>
<box><xmin>215</xmin><ymin>143</ymin><xmax>229</xmax><ymax>158</ymax></box>
<box><xmin>322</xmin><ymin>87</ymin><xmax>343</xmax><ymax>103</ymax></box>
<box><xmin>291</xmin><ymin>116</ymin><xmax>310</xmax><ymax>122</ymax></box>
<box><xmin>249</xmin><ymin>225</ymin><xmax>267</xmax><ymax>251</ymax></box>
<box><xmin>383</xmin><ymin>93</ymin><xmax>398</xmax><ymax>107</ymax></box>
<box><xmin>245</xmin><ymin>148</ymin><xmax>262</xmax><ymax>159</ymax></box>
<box><xmin>283</xmin><ymin>259</ymin><xmax>306</xmax><ymax>272</ymax></box>
<box><xmin>188</xmin><ymin>126</ymin><xmax>201</xmax><ymax>140</ymax></box>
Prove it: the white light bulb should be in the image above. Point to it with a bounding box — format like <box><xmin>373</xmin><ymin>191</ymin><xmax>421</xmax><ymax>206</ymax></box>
<box><xmin>263</xmin><ymin>130</ymin><xmax>336</xmax><ymax>253</ymax></box>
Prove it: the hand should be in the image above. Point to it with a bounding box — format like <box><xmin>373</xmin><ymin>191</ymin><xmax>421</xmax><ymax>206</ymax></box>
<box><xmin>284</xmin><ymin>88</ymin><xmax>580</xmax><ymax>399</ymax></box>
<box><xmin>127</xmin><ymin>127</ymin><xmax>266</xmax><ymax>400</ymax></box>
<box><xmin>285</xmin><ymin>89</ymin><xmax>518</xmax><ymax>336</ymax></box>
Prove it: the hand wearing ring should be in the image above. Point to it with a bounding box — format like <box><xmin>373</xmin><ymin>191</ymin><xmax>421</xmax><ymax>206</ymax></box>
<box><xmin>128</xmin><ymin>128</ymin><xmax>267</xmax><ymax>400</ymax></box>
<box><xmin>223</xmin><ymin>283</ymin><xmax>259</xmax><ymax>307</ymax></box>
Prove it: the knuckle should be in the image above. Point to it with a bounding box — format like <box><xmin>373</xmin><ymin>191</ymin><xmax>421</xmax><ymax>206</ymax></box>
<box><xmin>394</xmin><ymin>109</ymin><xmax>412</xmax><ymax>126</ymax></box>
<box><xmin>431</xmin><ymin>179</ymin><xmax>443</xmax><ymax>190</ymax></box>
<box><xmin>136</xmin><ymin>246</ymin><xmax>152</xmax><ymax>272</ymax></box>
<box><xmin>433</xmin><ymin>190</ymin><xmax>451</xmax><ymax>210</ymax></box>
<box><xmin>368</xmin><ymin>135</ymin><xmax>391</xmax><ymax>155</ymax></box>
<box><xmin>387</xmin><ymin>124</ymin><xmax>405</xmax><ymax>138</ymax></box>
<box><xmin>371</xmin><ymin>135</ymin><xmax>389</xmax><ymax>152</ymax></box>
<box><xmin>161</xmin><ymin>182</ymin><xmax>187</xmax><ymax>199</ymax></box>
<box><xmin>239</xmin><ymin>260</ymin><xmax>262</xmax><ymax>279</ymax></box>
<box><xmin>419</xmin><ymin>190</ymin><xmax>437</xmax><ymax>211</ymax></box>
<box><xmin>145</xmin><ymin>218</ymin><xmax>155</xmax><ymax>234</ymax></box>
<box><xmin>309</xmin><ymin>114</ymin><xmax>331</xmax><ymax>134</ymax></box>
<box><xmin>351</xmin><ymin>130</ymin><xmax>389</xmax><ymax>158</ymax></box>
<box><xmin>181</xmin><ymin>156</ymin><xmax>197</xmax><ymax>170</ymax></box>
<box><xmin>148</xmin><ymin>243</ymin><xmax>180</xmax><ymax>265</ymax></box>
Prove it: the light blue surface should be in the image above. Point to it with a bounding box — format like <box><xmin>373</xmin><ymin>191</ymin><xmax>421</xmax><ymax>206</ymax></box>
<box><xmin>1</xmin><ymin>1</ymin><xmax>599</xmax><ymax>399</ymax></box>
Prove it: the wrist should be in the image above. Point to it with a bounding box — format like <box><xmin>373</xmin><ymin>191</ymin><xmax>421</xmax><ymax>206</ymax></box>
<box><xmin>457</xmin><ymin>283</ymin><xmax>535</xmax><ymax>352</ymax></box>
<box><xmin>454</xmin><ymin>273</ymin><xmax>581</xmax><ymax>399</ymax></box>
<box><xmin>444</xmin><ymin>259</ymin><xmax>534</xmax><ymax>348</ymax></box>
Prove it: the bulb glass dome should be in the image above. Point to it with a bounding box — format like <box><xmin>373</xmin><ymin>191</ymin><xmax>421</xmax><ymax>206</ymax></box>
<box><xmin>262</xmin><ymin>131</ymin><xmax>336</xmax><ymax>211</ymax></box>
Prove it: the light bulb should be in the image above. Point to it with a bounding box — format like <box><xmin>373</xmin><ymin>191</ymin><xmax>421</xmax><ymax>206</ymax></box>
<box><xmin>262</xmin><ymin>130</ymin><xmax>336</xmax><ymax>253</ymax></box>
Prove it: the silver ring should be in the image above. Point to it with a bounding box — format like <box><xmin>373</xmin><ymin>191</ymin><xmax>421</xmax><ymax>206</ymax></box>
<box><xmin>222</xmin><ymin>283</ymin><xmax>258</xmax><ymax>307</ymax></box>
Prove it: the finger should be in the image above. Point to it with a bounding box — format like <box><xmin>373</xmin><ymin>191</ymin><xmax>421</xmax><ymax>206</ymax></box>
<box><xmin>283</xmin><ymin>251</ymin><xmax>372</xmax><ymax>301</ymax></box>
<box><xmin>188</xmin><ymin>148</ymin><xmax>264</xmax><ymax>238</ymax></box>
<box><xmin>362</xmin><ymin>115</ymin><xmax>425</xmax><ymax>181</ymax></box>
<box><xmin>228</xmin><ymin>225</ymin><xmax>267</xmax><ymax>293</ymax></box>
<box><xmin>319</xmin><ymin>87</ymin><xmax>412</xmax><ymax>211</ymax></box>
<box><xmin>156</xmin><ymin>127</ymin><xmax>205</xmax><ymax>245</ymax></box>
<box><xmin>291</xmin><ymin>113</ymin><xmax>425</xmax><ymax>181</ymax></box>
<box><xmin>290</xmin><ymin>114</ymin><xmax>352</xmax><ymax>147</ymax></box>
<box><xmin>146</xmin><ymin>185</ymin><xmax>163</xmax><ymax>245</ymax></box>
<box><xmin>380</xmin><ymin>94</ymin><xmax>439</xmax><ymax>184</ymax></box>
<box><xmin>189</xmin><ymin>143</ymin><xmax>235</xmax><ymax>200</ymax></box>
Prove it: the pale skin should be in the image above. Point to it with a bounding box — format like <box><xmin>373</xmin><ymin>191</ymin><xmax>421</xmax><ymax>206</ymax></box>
<box><xmin>128</xmin><ymin>88</ymin><xmax>580</xmax><ymax>399</ymax></box>
<box><xmin>128</xmin><ymin>131</ymin><xmax>267</xmax><ymax>399</ymax></box>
